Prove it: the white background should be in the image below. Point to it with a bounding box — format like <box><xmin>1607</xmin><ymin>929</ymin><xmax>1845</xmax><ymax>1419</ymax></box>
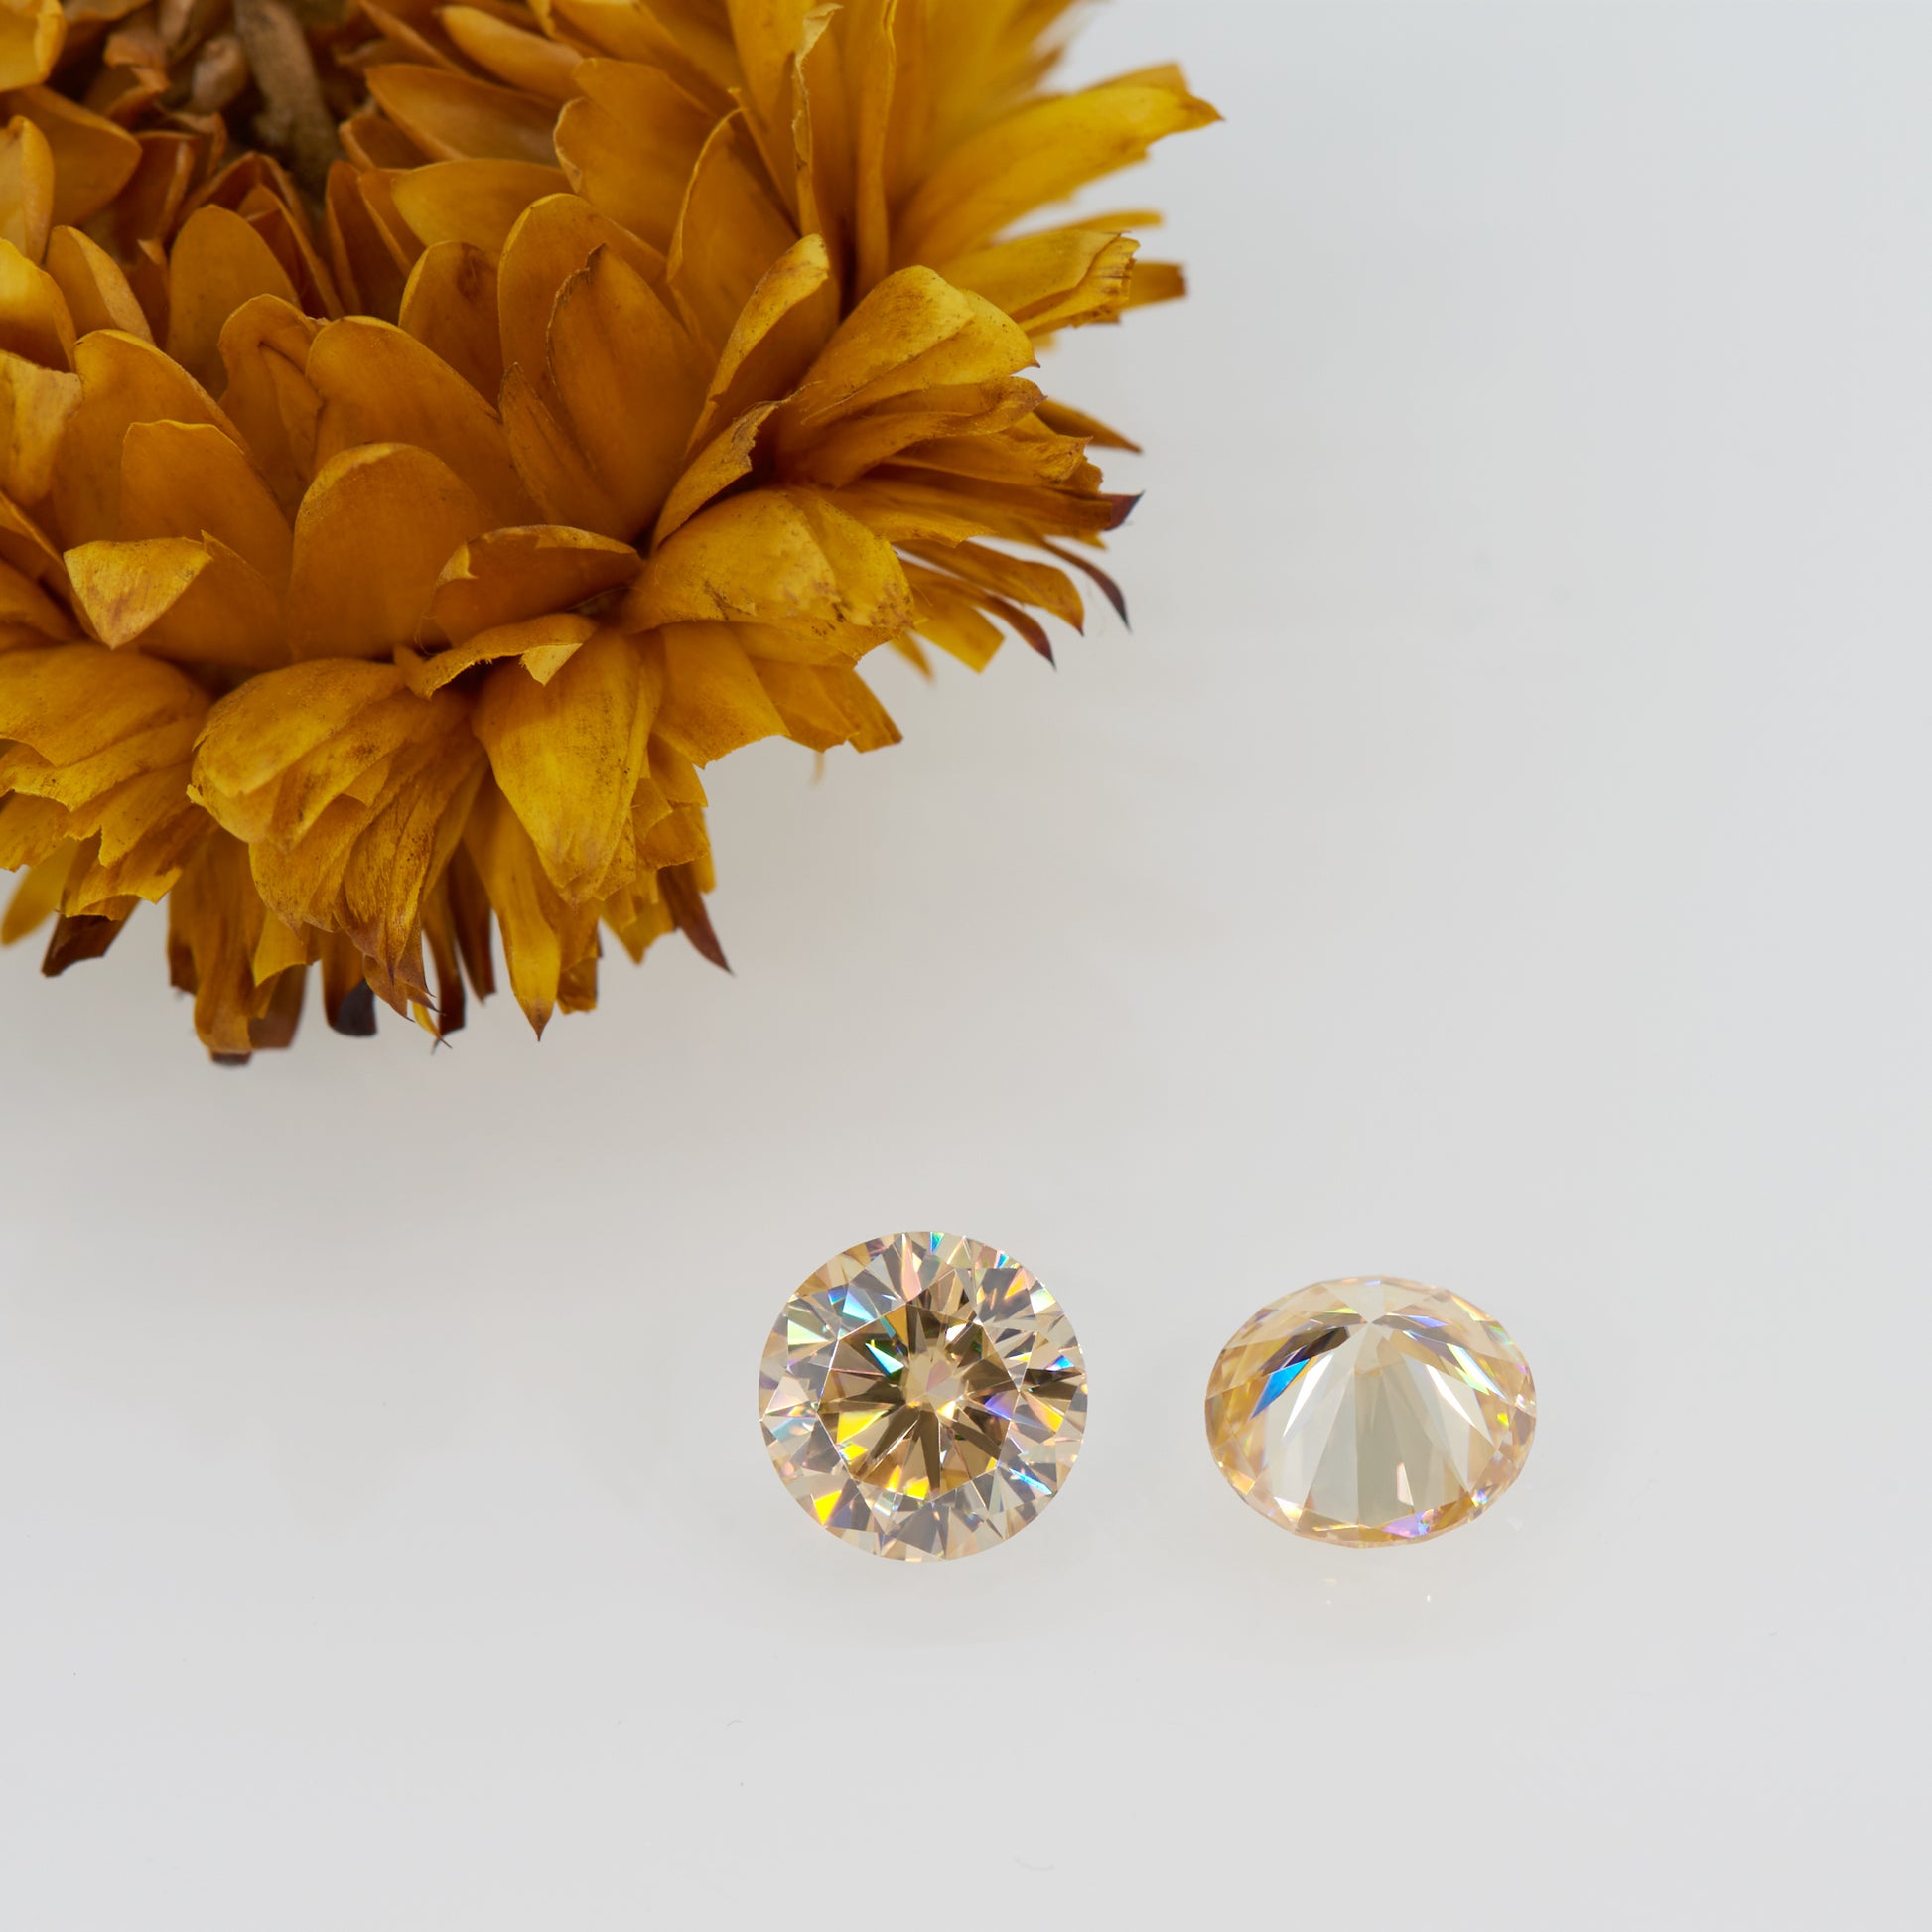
<box><xmin>2</xmin><ymin>3</ymin><xmax>1925</xmax><ymax>1924</ymax></box>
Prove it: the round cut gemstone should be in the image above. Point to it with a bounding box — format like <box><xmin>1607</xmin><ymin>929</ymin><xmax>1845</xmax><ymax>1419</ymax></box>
<box><xmin>759</xmin><ymin>1232</ymin><xmax>1088</xmax><ymax>1561</ymax></box>
<box><xmin>1205</xmin><ymin>1277</ymin><xmax>1536</xmax><ymax>1548</ymax></box>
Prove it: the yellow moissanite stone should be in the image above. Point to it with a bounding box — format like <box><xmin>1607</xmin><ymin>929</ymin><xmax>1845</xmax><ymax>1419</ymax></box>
<box><xmin>759</xmin><ymin>1234</ymin><xmax>1088</xmax><ymax>1561</ymax></box>
<box><xmin>1205</xmin><ymin>1278</ymin><xmax>1537</xmax><ymax>1547</ymax></box>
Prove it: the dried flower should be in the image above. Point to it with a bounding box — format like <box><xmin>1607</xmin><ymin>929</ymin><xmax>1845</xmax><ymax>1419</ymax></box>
<box><xmin>0</xmin><ymin>0</ymin><xmax>1216</xmax><ymax>1056</ymax></box>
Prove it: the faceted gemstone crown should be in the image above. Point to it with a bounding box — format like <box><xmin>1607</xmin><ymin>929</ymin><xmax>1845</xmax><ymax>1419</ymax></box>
<box><xmin>759</xmin><ymin>1232</ymin><xmax>1088</xmax><ymax>1561</ymax></box>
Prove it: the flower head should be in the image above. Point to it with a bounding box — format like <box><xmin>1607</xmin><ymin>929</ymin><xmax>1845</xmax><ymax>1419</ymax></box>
<box><xmin>0</xmin><ymin>0</ymin><xmax>1217</xmax><ymax>1055</ymax></box>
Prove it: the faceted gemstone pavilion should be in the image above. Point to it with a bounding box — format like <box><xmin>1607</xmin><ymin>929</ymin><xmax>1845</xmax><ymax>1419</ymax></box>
<box><xmin>1205</xmin><ymin>1278</ymin><xmax>1536</xmax><ymax>1548</ymax></box>
<box><xmin>759</xmin><ymin>1233</ymin><xmax>1088</xmax><ymax>1561</ymax></box>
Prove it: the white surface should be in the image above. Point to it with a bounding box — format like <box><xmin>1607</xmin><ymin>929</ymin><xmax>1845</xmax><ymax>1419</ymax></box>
<box><xmin>2</xmin><ymin>3</ymin><xmax>1925</xmax><ymax>1924</ymax></box>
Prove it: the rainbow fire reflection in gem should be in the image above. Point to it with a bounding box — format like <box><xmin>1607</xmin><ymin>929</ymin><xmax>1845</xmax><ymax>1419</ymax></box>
<box><xmin>1205</xmin><ymin>1277</ymin><xmax>1537</xmax><ymax>1548</ymax></box>
<box><xmin>759</xmin><ymin>1233</ymin><xmax>1088</xmax><ymax>1561</ymax></box>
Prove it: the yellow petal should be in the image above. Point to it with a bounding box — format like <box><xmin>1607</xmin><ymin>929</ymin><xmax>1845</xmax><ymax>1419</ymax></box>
<box><xmin>247</xmin><ymin>797</ymin><xmax>364</xmax><ymax>935</ymax></box>
<box><xmin>1122</xmin><ymin>257</ymin><xmax>1186</xmax><ymax>311</ymax></box>
<box><xmin>228</xmin><ymin>184</ymin><xmax>347</xmax><ymax>323</ymax></box>
<box><xmin>726</xmin><ymin>0</ymin><xmax>815</xmax><ymax>145</ymax></box>
<box><xmin>97</xmin><ymin>133</ymin><xmax>197</xmax><ymax>266</ymax></box>
<box><xmin>401</xmin><ymin>611</ymin><xmax>598</xmax><ymax>696</ymax></box>
<box><xmin>625</xmin><ymin>487</ymin><xmax>914</xmax><ymax>648</ymax></box>
<box><xmin>441</xmin><ymin>840</ymin><xmax>495</xmax><ymax>1000</ymax></box>
<box><xmin>640</xmin><ymin>812</ymin><xmax>709</xmax><ymax>876</ymax></box>
<box><xmin>0</xmin><ymin>791</ymin><xmax>69</xmax><ymax>873</ymax></box>
<box><xmin>835</xmin><ymin>465</ymin><xmax>1131</xmax><ymax>547</ymax></box>
<box><xmin>777</xmin><ymin>266</ymin><xmax>1034</xmax><ymax>449</ymax></box>
<box><xmin>897</xmin><ymin>76</ymin><xmax>1220</xmax><ymax>266</ymax></box>
<box><xmin>0</xmin><ymin>638</ymin><xmax>205</xmax><ymax>763</ymax></box>
<box><xmin>42</xmin><ymin>225</ymin><xmax>150</xmax><ymax>341</ymax></box>
<box><xmin>553</xmin><ymin>59</ymin><xmax>716</xmax><ymax>255</ymax></box>
<box><xmin>218</xmin><ymin>681</ymin><xmax>475</xmax><ymax>949</ymax></box>
<box><xmin>552</xmin><ymin>0</ymin><xmax>735</xmax><ymax>105</ymax></box>
<box><xmin>847</xmin><ymin>0</ymin><xmax>905</xmax><ymax>296</ymax></box>
<box><xmin>666</xmin><ymin>114</ymin><xmax>798</xmax><ymax>350</ymax></box>
<box><xmin>0</xmin><ymin>345</ymin><xmax>77</xmax><ymax>503</ymax></box>
<box><xmin>0</xmin><ymin>234</ymin><xmax>70</xmax><ymax>366</ymax></box>
<box><xmin>340</xmin><ymin>111</ymin><xmax>427</xmax><ymax>173</ymax></box>
<box><xmin>67</xmin><ymin>761</ymin><xmax>195</xmax><ymax>867</ymax></box>
<box><xmin>308</xmin><ymin>315</ymin><xmax>534</xmax><ymax>526</ymax></box>
<box><xmin>2</xmin><ymin>840</ymin><xmax>69</xmax><ymax>942</ymax></box>
<box><xmin>653</xmin><ymin>399</ymin><xmax>778</xmax><ymax>546</ymax></box>
<box><xmin>1033</xmin><ymin>396</ymin><xmax>1140</xmax><ymax>454</ymax></box>
<box><xmin>351</xmin><ymin>167</ymin><xmax>430</xmax><ymax>270</ymax></box>
<box><xmin>622</xmin><ymin>757</ymin><xmax>671</xmax><ymax>847</ymax></box>
<box><xmin>398</xmin><ymin>240</ymin><xmax>503</xmax><ymax>399</ymax></box>
<box><xmin>498</xmin><ymin>363</ymin><xmax>624</xmax><ymax>533</ymax></box>
<box><xmin>54</xmin><ymin>329</ymin><xmax>241</xmax><ymax>542</ymax></box>
<box><xmin>118</xmin><ymin>420</ymin><xmax>293</xmax><ymax>585</ymax></box>
<box><xmin>646</xmin><ymin>621</ymin><xmax>785</xmax><ymax>764</ymax></box>
<box><xmin>473</xmin><ymin>628</ymin><xmax>652</xmax><ymax>899</ymax></box>
<box><xmin>287</xmin><ymin>444</ymin><xmax>492</xmax><ymax>659</ymax></box>
<box><xmin>750</xmin><ymin>657</ymin><xmax>899</xmax><ymax>753</ymax></box>
<box><xmin>786</xmin><ymin>376</ymin><xmax>1040</xmax><ymax>490</ymax></box>
<box><xmin>165</xmin><ymin>830</ymin><xmax>267</xmax><ymax>1057</ymax></box>
<box><xmin>69</xmin><ymin>791</ymin><xmax>207</xmax><ymax>911</ymax></box>
<box><xmin>461</xmin><ymin>771</ymin><xmax>599</xmax><ymax>1035</ymax></box>
<box><xmin>818</xmin><ymin>476</ymin><xmax>1000</xmax><ymax>547</ymax></box>
<box><xmin>364</xmin><ymin>66</ymin><xmax>559</xmax><ymax>167</ymax></box>
<box><xmin>249</xmin><ymin>690</ymin><xmax>430</xmax><ymax>850</ymax></box>
<box><xmin>602</xmin><ymin>880</ymin><xmax>673</xmax><ymax>964</ymax></box>
<box><xmin>901</xmin><ymin>555</ymin><xmax>1052</xmax><ymax>662</ymax></box>
<box><xmin>496</xmin><ymin>190</ymin><xmax>668</xmax><ymax>387</ymax></box>
<box><xmin>192</xmin><ymin>658</ymin><xmax>405</xmax><ymax>808</ymax></box>
<box><xmin>547</xmin><ymin>243</ymin><xmax>710</xmax><ymax>538</ymax></box>
<box><xmin>686</xmin><ymin>230</ymin><xmax>836</xmax><ymax>455</ymax></box>
<box><xmin>0</xmin><ymin>712</ymin><xmax>199</xmax><ymax>809</ymax></box>
<box><xmin>196</xmin><ymin>150</ymin><xmax>310</xmax><ymax>230</ymax></box>
<box><xmin>649</xmin><ymin>736</ymin><xmax>706</xmax><ymax>806</ymax></box>
<box><xmin>324</xmin><ymin>160</ymin><xmax>407</xmax><ymax>320</ymax></box>
<box><xmin>389</xmin><ymin>158</ymin><xmax>572</xmax><ymax>253</ymax></box>
<box><xmin>338</xmin><ymin>702</ymin><xmax>487</xmax><ymax>1010</ymax></box>
<box><xmin>905</xmin><ymin>568</ymin><xmax>1005</xmax><ymax>671</ymax></box>
<box><xmin>439</xmin><ymin>8</ymin><xmax>584</xmax><ymax>102</ymax></box>
<box><xmin>904</xmin><ymin>538</ymin><xmax>1082</xmax><ymax>629</ymax></box>
<box><xmin>790</xmin><ymin>5</ymin><xmax>851</xmax><ymax>276</ymax></box>
<box><xmin>164</xmin><ymin>205</ymin><xmax>299</xmax><ymax>393</ymax></box>
<box><xmin>892</xmin><ymin>411</ymin><xmax>1093</xmax><ymax>487</ymax></box>
<box><xmin>942</xmin><ymin>229</ymin><xmax>1139</xmax><ymax>333</ymax></box>
<box><xmin>64</xmin><ymin>535</ymin><xmax>287</xmax><ymax>671</ymax></box>
<box><xmin>0</xmin><ymin>112</ymin><xmax>53</xmax><ymax>261</ymax></box>
<box><xmin>8</xmin><ymin>86</ymin><xmax>145</xmax><ymax>230</ymax></box>
<box><xmin>213</xmin><ymin>296</ymin><xmax>322</xmax><ymax>514</ymax></box>
<box><xmin>679</xmin><ymin>616</ymin><xmax>836</xmax><ymax>669</ymax></box>
<box><xmin>0</xmin><ymin>3</ymin><xmax>66</xmax><ymax>99</ymax></box>
<box><xmin>251</xmin><ymin>906</ymin><xmax>312</xmax><ymax>984</ymax></box>
<box><xmin>428</xmin><ymin>524</ymin><xmax>640</xmax><ymax>643</ymax></box>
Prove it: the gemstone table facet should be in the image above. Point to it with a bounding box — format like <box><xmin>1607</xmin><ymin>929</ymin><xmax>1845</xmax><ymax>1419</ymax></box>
<box><xmin>1205</xmin><ymin>1277</ymin><xmax>1536</xmax><ymax>1548</ymax></box>
<box><xmin>759</xmin><ymin>1232</ymin><xmax>1088</xmax><ymax>1561</ymax></box>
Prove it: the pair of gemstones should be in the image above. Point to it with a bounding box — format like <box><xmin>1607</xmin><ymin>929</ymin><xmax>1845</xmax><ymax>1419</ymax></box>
<box><xmin>757</xmin><ymin>1231</ymin><xmax>1539</xmax><ymax>1562</ymax></box>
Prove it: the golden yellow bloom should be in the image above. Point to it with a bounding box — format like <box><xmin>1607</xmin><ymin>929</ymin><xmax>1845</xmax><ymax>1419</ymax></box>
<box><xmin>0</xmin><ymin>0</ymin><xmax>1216</xmax><ymax>1057</ymax></box>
